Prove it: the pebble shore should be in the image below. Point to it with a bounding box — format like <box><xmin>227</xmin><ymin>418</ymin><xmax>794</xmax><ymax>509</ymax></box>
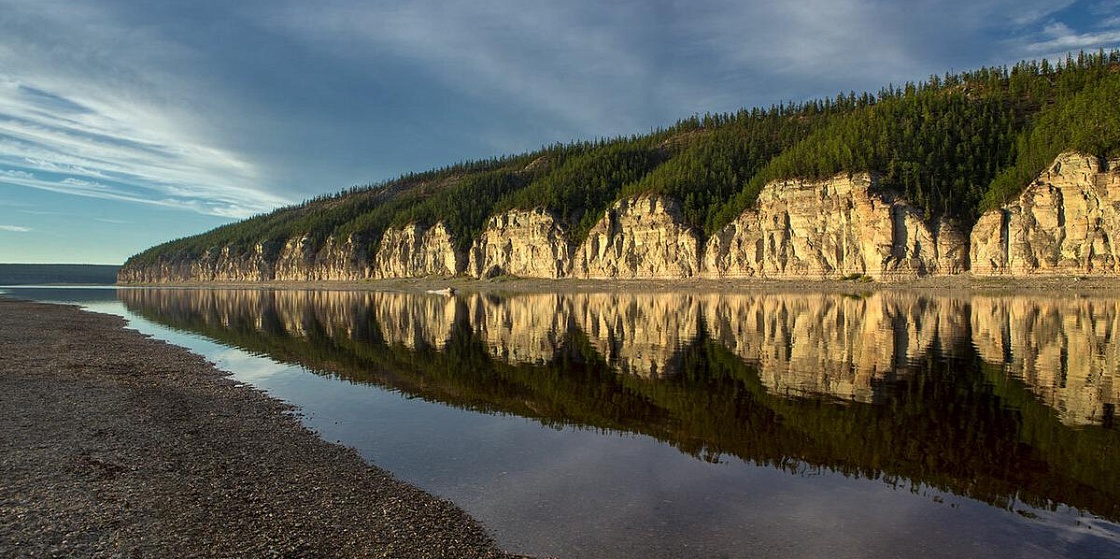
<box><xmin>0</xmin><ymin>297</ymin><xmax>526</xmax><ymax>559</ymax></box>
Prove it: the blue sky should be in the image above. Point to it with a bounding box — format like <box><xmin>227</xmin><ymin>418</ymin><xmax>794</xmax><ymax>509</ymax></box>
<box><xmin>2</xmin><ymin>0</ymin><xmax>1119</xmax><ymax>264</ymax></box>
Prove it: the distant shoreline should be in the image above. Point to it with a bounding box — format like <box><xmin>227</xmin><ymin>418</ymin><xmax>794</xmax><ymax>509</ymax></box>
<box><xmin>0</xmin><ymin>263</ymin><xmax>119</xmax><ymax>286</ymax></box>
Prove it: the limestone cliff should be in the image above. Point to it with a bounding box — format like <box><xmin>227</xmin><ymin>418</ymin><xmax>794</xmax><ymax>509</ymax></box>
<box><xmin>274</xmin><ymin>234</ymin><xmax>373</xmax><ymax>281</ymax></box>
<box><xmin>574</xmin><ymin>196</ymin><xmax>701</xmax><ymax>279</ymax></box>
<box><xmin>117</xmin><ymin>243</ymin><xmax>279</xmax><ymax>283</ymax></box>
<box><xmin>971</xmin><ymin>152</ymin><xmax>1120</xmax><ymax>275</ymax></box>
<box><xmin>374</xmin><ymin>223</ymin><xmax>463</xmax><ymax>278</ymax></box>
<box><xmin>703</xmin><ymin>173</ymin><xmax>967</xmax><ymax>280</ymax></box>
<box><xmin>118</xmin><ymin>153</ymin><xmax>1120</xmax><ymax>284</ymax></box>
<box><xmin>467</xmin><ymin>209</ymin><xmax>572</xmax><ymax>279</ymax></box>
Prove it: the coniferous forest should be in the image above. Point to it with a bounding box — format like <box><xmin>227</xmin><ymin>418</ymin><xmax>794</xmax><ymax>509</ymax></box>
<box><xmin>127</xmin><ymin>51</ymin><xmax>1120</xmax><ymax>267</ymax></box>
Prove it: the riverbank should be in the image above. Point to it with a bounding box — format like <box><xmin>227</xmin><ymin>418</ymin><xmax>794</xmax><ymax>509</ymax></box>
<box><xmin>116</xmin><ymin>273</ymin><xmax>1120</xmax><ymax>296</ymax></box>
<box><xmin>0</xmin><ymin>297</ymin><xmax>524</xmax><ymax>558</ymax></box>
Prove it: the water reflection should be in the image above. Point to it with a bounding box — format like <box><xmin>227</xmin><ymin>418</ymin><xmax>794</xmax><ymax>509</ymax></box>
<box><xmin>972</xmin><ymin>296</ymin><xmax>1119</xmax><ymax>427</ymax></box>
<box><xmin>120</xmin><ymin>288</ymin><xmax>1120</xmax><ymax>523</ymax></box>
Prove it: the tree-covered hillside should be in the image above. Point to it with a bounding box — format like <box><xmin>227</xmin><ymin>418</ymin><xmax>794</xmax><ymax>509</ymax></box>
<box><xmin>126</xmin><ymin>50</ymin><xmax>1120</xmax><ymax>267</ymax></box>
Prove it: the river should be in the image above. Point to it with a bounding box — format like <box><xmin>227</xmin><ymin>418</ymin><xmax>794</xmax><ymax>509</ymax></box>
<box><xmin>5</xmin><ymin>285</ymin><xmax>1119</xmax><ymax>558</ymax></box>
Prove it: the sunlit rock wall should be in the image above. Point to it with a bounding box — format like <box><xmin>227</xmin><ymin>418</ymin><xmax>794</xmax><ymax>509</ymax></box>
<box><xmin>274</xmin><ymin>234</ymin><xmax>374</xmax><ymax>281</ymax></box>
<box><xmin>703</xmin><ymin>173</ymin><xmax>967</xmax><ymax>280</ymax></box>
<box><xmin>971</xmin><ymin>152</ymin><xmax>1120</xmax><ymax>275</ymax></box>
<box><xmin>467</xmin><ymin>209</ymin><xmax>572</xmax><ymax>279</ymax></box>
<box><xmin>574</xmin><ymin>196</ymin><xmax>702</xmax><ymax>279</ymax></box>
<box><xmin>188</xmin><ymin>243</ymin><xmax>277</xmax><ymax>282</ymax></box>
<box><xmin>374</xmin><ymin>223</ymin><xmax>464</xmax><ymax>278</ymax></box>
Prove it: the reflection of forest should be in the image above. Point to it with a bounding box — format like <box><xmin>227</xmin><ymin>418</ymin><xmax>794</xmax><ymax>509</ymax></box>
<box><xmin>121</xmin><ymin>287</ymin><xmax>1120</xmax><ymax>522</ymax></box>
<box><xmin>126</xmin><ymin>288</ymin><xmax>1118</xmax><ymax>426</ymax></box>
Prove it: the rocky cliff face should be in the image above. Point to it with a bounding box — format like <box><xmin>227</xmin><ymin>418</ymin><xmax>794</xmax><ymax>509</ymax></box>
<box><xmin>467</xmin><ymin>209</ymin><xmax>572</xmax><ymax>279</ymax></box>
<box><xmin>574</xmin><ymin>196</ymin><xmax>701</xmax><ymax>279</ymax></box>
<box><xmin>117</xmin><ymin>243</ymin><xmax>279</xmax><ymax>283</ymax></box>
<box><xmin>703</xmin><ymin>173</ymin><xmax>967</xmax><ymax>280</ymax></box>
<box><xmin>971</xmin><ymin>152</ymin><xmax>1120</xmax><ymax>275</ymax></box>
<box><xmin>374</xmin><ymin>223</ymin><xmax>463</xmax><ymax>278</ymax></box>
<box><xmin>120</xmin><ymin>153</ymin><xmax>1120</xmax><ymax>284</ymax></box>
<box><xmin>274</xmin><ymin>234</ymin><xmax>373</xmax><ymax>281</ymax></box>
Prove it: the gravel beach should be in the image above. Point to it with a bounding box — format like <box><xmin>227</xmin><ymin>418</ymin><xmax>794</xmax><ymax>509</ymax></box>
<box><xmin>0</xmin><ymin>297</ymin><xmax>524</xmax><ymax>559</ymax></box>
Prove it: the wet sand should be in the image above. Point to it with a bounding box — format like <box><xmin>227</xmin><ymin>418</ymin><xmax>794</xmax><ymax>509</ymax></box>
<box><xmin>0</xmin><ymin>297</ymin><xmax>525</xmax><ymax>559</ymax></box>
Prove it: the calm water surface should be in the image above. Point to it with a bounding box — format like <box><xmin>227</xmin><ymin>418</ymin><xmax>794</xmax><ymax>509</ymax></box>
<box><xmin>5</xmin><ymin>286</ymin><xmax>1120</xmax><ymax>558</ymax></box>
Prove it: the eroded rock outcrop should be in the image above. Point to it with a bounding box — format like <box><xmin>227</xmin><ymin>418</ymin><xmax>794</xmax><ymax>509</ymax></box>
<box><xmin>703</xmin><ymin>174</ymin><xmax>967</xmax><ymax>280</ymax></box>
<box><xmin>119</xmin><ymin>153</ymin><xmax>1120</xmax><ymax>284</ymax></box>
<box><xmin>971</xmin><ymin>152</ymin><xmax>1120</xmax><ymax>275</ymax></box>
<box><xmin>374</xmin><ymin>223</ymin><xmax>463</xmax><ymax>278</ymax></box>
<box><xmin>117</xmin><ymin>242</ymin><xmax>280</xmax><ymax>283</ymax></box>
<box><xmin>467</xmin><ymin>209</ymin><xmax>572</xmax><ymax>279</ymax></box>
<box><xmin>274</xmin><ymin>234</ymin><xmax>373</xmax><ymax>281</ymax></box>
<box><xmin>574</xmin><ymin>196</ymin><xmax>701</xmax><ymax>279</ymax></box>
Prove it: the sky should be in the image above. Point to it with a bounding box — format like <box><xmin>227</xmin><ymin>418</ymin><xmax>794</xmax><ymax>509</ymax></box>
<box><xmin>2</xmin><ymin>0</ymin><xmax>1119</xmax><ymax>264</ymax></box>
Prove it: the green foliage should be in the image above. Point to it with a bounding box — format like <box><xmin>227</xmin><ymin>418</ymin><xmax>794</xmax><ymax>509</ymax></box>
<box><xmin>622</xmin><ymin>107</ymin><xmax>828</xmax><ymax>234</ymax></box>
<box><xmin>497</xmin><ymin>137</ymin><xmax>667</xmax><ymax>244</ymax></box>
<box><xmin>983</xmin><ymin>66</ymin><xmax>1120</xmax><ymax>210</ymax></box>
<box><xmin>388</xmin><ymin>169</ymin><xmax>531</xmax><ymax>253</ymax></box>
<box><xmin>719</xmin><ymin>88</ymin><xmax>1020</xmax><ymax>226</ymax></box>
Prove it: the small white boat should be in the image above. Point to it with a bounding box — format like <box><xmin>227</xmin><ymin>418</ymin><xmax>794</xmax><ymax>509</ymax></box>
<box><xmin>425</xmin><ymin>287</ymin><xmax>456</xmax><ymax>296</ymax></box>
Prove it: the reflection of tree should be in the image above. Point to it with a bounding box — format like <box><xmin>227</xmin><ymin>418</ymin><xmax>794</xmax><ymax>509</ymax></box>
<box><xmin>120</xmin><ymin>288</ymin><xmax>1120</xmax><ymax>522</ymax></box>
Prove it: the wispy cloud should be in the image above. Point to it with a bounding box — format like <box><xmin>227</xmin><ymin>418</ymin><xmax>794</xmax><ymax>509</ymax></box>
<box><xmin>1019</xmin><ymin>21</ymin><xmax>1120</xmax><ymax>55</ymax></box>
<box><xmin>2</xmin><ymin>0</ymin><xmax>1117</xmax><ymax>234</ymax></box>
<box><xmin>0</xmin><ymin>225</ymin><xmax>32</xmax><ymax>232</ymax></box>
<box><xmin>0</xmin><ymin>2</ymin><xmax>289</xmax><ymax>218</ymax></box>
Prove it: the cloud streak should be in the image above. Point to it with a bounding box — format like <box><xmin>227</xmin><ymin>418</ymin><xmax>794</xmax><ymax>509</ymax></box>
<box><xmin>0</xmin><ymin>1</ymin><xmax>289</xmax><ymax>219</ymax></box>
<box><xmin>0</xmin><ymin>225</ymin><xmax>32</xmax><ymax>232</ymax></box>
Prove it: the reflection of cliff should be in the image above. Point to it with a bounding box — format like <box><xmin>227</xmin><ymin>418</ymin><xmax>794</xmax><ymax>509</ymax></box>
<box><xmin>119</xmin><ymin>287</ymin><xmax>1120</xmax><ymax>523</ymax></box>
<box><xmin>121</xmin><ymin>288</ymin><xmax>1120</xmax><ymax>424</ymax></box>
<box><xmin>702</xmin><ymin>293</ymin><xmax>963</xmax><ymax>402</ymax></box>
<box><xmin>466</xmin><ymin>293</ymin><xmax>570</xmax><ymax>365</ymax></box>
<box><xmin>971</xmin><ymin>296</ymin><xmax>1120</xmax><ymax>426</ymax></box>
<box><xmin>568</xmin><ymin>292</ymin><xmax>702</xmax><ymax>379</ymax></box>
